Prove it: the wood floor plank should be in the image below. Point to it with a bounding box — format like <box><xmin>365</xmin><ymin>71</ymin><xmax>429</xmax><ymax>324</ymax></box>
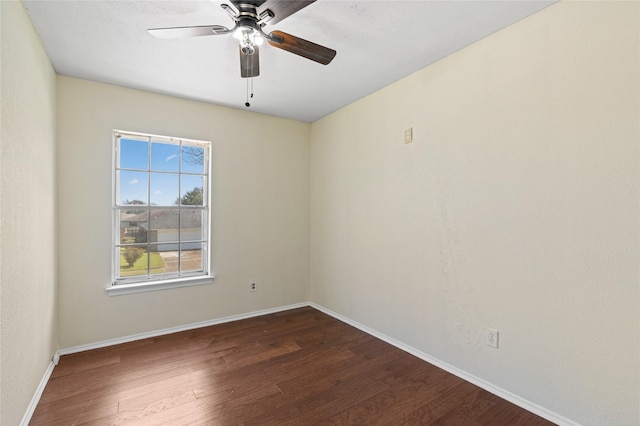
<box><xmin>37</xmin><ymin>348</ymin><xmax>228</xmax><ymax>407</ymax></box>
<box><xmin>397</xmin><ymin>381</ymin><xmax>499</xmax><ymax>425</ymax></box>
<box><xmin>30</xmin><ymin>307</ymin><xmax>555</xmax><ymax>425</ymax></box>
<box><xmin>29</xmin><ymin>401</ymin><xmax>119</xmax><ymax>426</ymax></box>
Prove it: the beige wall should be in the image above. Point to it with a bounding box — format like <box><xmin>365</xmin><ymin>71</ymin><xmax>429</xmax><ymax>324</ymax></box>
<box><xmin>309</xmin><ymin>2</ymin><xmax>639</xmax><ymax>425</ymax></box>
<box><xmin>0</xmin><ymin>1</ymin><xmax>58</xmax><ymax>424</ymax></box>
<box><xmin>57</xmin><ymin>76</ymin><xmax>310</xmax><ymax>347</ymax></box>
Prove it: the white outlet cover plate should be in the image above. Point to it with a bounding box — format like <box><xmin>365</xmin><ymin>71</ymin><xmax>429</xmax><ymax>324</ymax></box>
<box><xmin>487</xmin><ymin>328</ymin><xmax>499</xmax><ymax>348</ymax></box>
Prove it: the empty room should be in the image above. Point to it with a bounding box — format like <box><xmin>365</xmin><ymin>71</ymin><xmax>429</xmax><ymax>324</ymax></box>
<box><xmin>1</xmin><ymin>0</ymin><xmax>638</xmax><ymax>425</ymax></box>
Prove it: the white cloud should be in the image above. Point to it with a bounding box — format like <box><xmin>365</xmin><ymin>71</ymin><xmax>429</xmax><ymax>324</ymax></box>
<box><xmin>165</xmin><ymin>154</ymin><xmax>178</xmax><ymax>162</ymax></box>
<box><xmin>154</xmin><ymin>190</ymin><xmax>162</xmax><ymax>194</ymax></box>
<box><xmin>128</xmin><ymin>179</ymin><xmax>139</xmax><ymax>185</ymax></box>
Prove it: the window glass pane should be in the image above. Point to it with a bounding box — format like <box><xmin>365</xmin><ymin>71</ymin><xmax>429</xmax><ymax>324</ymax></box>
<box><xmin>180</xmin><ymin>175</ymin><xmax>204</xmax><ymax>206</ymax></box>
<box><xmin>182</xmin><ymin>145</ymin><xmax>205</xmax><ymax>174</ymax></box>
<box><xmin>150</xmin><ymin>173</ymin><xmax>179</xmax><ymax>206</ymax></box>
<box><xmin>119</xmin><ymin>245</ymin><xmax>148</xmax><ymax>277</ymax></box>
<box><xmin>180</xmin><ymin>243</ymin><xmax>203</xmax><ymax>273</ymax></box>
<box><xmin>151</xmin><ymin>142</ymin><xmax>180</xmax><ymax>172</ymax></box>
<box><xmin>119</xmin><ymin>209</ymin><xmax>148</xmax><ymax>244</ymax></box>
<box><xmin>119</xmin><ymin>138</ymin><xmax>148</xmax><ymax>170</ymax></box>
<box><xmin>149</xmin><ymin>208</ymin><xmax>179</xmax><ymax>244</ymax></box>
<box><xmin>156</xmin><ymin>248</ymin><xmax>178</xmax><ymax>274</ymax></box>
<box><xmin>148</xmin><ymin>246</ymin><xmax>168</xmax><ymax>275</ymax></box>
<box><xmin>119</xmin><ymin>170</ymin><xmax>148</xmax><ymax>205</ymax></box>
<box><xmin>180</xmin><ymin>210</ymin><xmax>204</xmax><ymax>242</ymax></box>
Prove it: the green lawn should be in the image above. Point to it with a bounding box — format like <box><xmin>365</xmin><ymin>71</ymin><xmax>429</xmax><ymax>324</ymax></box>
<box><xmin>120</xmin><ymin>250</ymin><xmax>165</xmax><ymax>277</ymax></box>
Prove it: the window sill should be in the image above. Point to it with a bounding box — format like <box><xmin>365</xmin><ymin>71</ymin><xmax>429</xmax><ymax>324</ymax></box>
<box><xmin>106</xmin><ymin>275</ymin><xmax>214</xmax><ymax>296</ymax></box>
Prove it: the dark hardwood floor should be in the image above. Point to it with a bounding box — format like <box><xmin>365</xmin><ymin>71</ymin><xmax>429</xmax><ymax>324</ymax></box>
<box><xmin>31</xmin><ymin>307</ymin><xmax>554</xmax><ymax>425</ymax></box>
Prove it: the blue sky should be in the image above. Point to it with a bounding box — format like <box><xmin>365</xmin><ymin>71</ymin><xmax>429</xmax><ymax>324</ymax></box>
<box><xmin>118</xmin><ymin>139</ymin><xmax>205</xmax><ymax>206</ymax></box>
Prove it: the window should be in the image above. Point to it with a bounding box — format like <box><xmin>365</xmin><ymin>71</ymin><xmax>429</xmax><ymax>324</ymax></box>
<box><xmin>109</xmin><ymin>130</ymin><xmax>212</xmax><ymax>295</ymax></box>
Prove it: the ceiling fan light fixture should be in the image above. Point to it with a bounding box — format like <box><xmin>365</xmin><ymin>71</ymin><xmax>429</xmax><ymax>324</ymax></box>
<box><xmin>231</xmin><ymin>26</ymin><xmax>245</xmax><ymax>40</ymax></box>
<box><xmin>233</xmin><ymin>26</ymin><xmax>263</xmax><ymax>52</ymax></box>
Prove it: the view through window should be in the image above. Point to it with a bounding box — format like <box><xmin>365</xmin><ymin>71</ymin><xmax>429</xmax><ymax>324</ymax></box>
<box><xmin>112</xmin><ymin>130</ymin><xmax>211</xmax><ymax>286</ymax></box>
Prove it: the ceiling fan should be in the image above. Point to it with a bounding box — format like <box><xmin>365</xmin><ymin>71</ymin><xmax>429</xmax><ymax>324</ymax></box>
<box><xmin>148</xmin><ymin>0</ymin><xmax>336</xmax><ymax>79</ymax></box>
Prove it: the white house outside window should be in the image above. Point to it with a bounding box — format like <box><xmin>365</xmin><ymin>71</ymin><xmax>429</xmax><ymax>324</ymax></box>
<box><xmin>109</xmin><ymin>130</ymin><xmax>212</xmax><ymax>295</ymax></box>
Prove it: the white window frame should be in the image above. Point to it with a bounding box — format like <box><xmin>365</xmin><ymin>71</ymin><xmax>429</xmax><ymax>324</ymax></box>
<box><xmin>107</xmin><ymin>130</ymin><xmax>214</xmax><ymax>296</ymax></box>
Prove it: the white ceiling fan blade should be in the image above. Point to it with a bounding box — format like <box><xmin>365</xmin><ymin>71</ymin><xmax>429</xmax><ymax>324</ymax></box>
<box><xmin>148</xmin><ymin>25</ymin><xmax>232</xmax><ymax>39</ymax></box>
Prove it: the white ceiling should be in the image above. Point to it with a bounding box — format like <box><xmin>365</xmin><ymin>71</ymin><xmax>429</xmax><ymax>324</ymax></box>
<box><xmin>23</xmin><ymin>0</ymin><xmax>554</xmax><ymax>122</ymax></box>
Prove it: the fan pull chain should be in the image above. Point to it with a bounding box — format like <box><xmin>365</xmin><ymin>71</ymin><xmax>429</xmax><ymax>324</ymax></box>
<box><xmin>245</xmin><ymin>52</ymin><xmax>251</xmax><ymax>107</ymax></box>
<box><xmin>245</xmin><ymin>76</ymin><xmax>250</xmax><ymax>107</ymax></box>
<box><xmin>244</xmin><ymin>78</ymin><xmax>255</xmax><ymax>108</ymax></box>
<box><xmin>244</xmin><ymin>53</ymin><xmax>254</xmax><ymax>108</ymax></box>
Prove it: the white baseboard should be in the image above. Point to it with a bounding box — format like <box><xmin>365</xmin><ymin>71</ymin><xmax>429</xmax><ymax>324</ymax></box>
<box><xmin>20</xmin><ymin>358</ymin><xmax>56</xmax><ymax>426</ymax></box>
<box><xmin>24</xmin><ymin>301</ymin><xmax>578</xmax><ymax>426</ymax></box>
<box><xmin>56</xmin><ymin>302</ymin><xmax>308</xmax><ymax>357</ymax></box>
<box><xmin>309</xmin><ymin>302</ymin><xmax>580</xmax><ymax>426</ymax></box>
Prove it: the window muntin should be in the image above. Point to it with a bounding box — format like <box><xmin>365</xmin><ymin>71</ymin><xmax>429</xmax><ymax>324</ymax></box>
<box><xmin>112</xmin><ymin>130</ymin><xmax>211</xmax><ymax>287</ymax></box>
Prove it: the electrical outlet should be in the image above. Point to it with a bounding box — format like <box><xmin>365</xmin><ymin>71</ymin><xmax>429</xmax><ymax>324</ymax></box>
<box><xmin>250</xmin><ymin>282</ymin><xmax>257</xmax><ymax>292</ymax></box>
<box><xmin>404</xmin><ymin>127</ymin><xmax>413</xmax><ymax>144</ymax></box>
<box><xmin>487</xmin><ymin>328</ymin><xmax>499</xmax><ymax>349</ymax></box>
